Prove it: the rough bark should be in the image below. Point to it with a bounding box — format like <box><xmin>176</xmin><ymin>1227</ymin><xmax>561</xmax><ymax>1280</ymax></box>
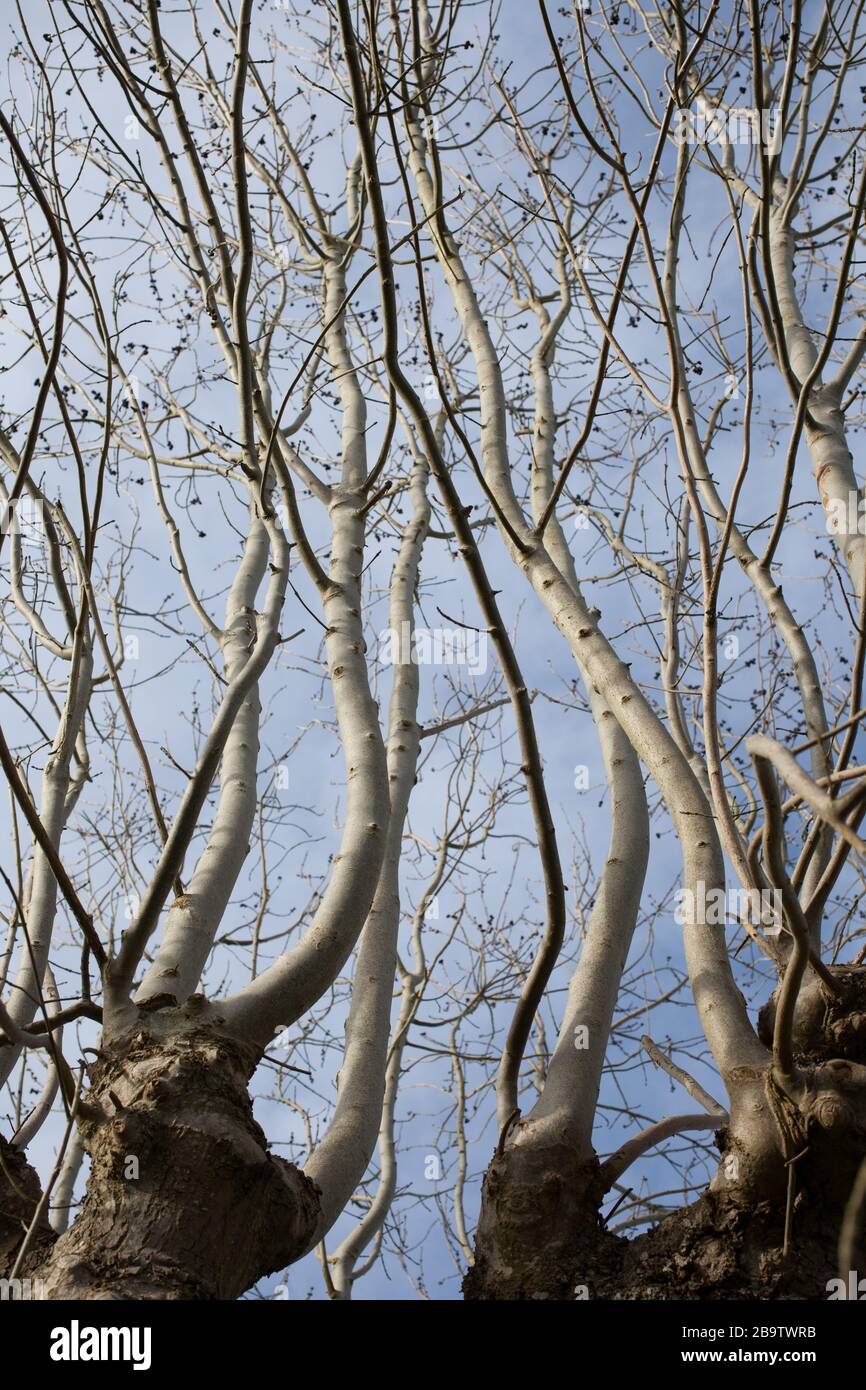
<box><xmin>463</xmin><ymin>1134</ymin><xmax>612</xmax><ymax>1301</ymax></box>
<box><xmin>465</xmin><ymin>968</ymin><xmax>866</xmax><ymax>1299</ymax></box>
<box><xmin>0</xmin><ymin>1134</ymin><xmax>56</xmax><ymax>1280</ymax></box>
<box><xmin>28</xmin><ymin>1002</ymin><xmax>320</xmax><ymax>1300</ymax></box>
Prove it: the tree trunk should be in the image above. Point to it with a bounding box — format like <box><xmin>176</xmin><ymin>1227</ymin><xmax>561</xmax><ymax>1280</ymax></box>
<box><xmin>4</xmin><ymin>1000</ymin><xmax>321</xmax><ymax>1301</ymax></box>
<box><xmin>465</xmin><ymin>969</ymin><xmax>866</xmax><ymax>1300</ymax></box>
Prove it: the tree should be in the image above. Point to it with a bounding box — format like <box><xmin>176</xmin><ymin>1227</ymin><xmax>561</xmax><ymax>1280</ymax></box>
<box><xmin>1</xmin><ymin>0</ymin><xmax>866</xmax><ymax>1302</ymax></box>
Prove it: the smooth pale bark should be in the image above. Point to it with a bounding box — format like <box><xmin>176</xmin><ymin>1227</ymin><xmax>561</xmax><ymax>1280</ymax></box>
<box><xmin>50</xmin><ymin>1129</ymin><xmax>84</xmax><ymax>1234</ymax></box>
<box><xmin>600</xmin><ymin>1112</ymin><xmax>724</xmax><ymax>1189</ymax></box>
<box><xmin>658</xmin><ymin>152</ymin><xmax>831</xmax><ymax>903</ymax></box>
<box><xmin>197</xmin><ymin>513</ymin><xmax>388</xmax><ymax>1041</ymax></box>
<box><xmin>304</xmin><ymin>439</ymin><xmax>430</xmax><ymax>1241</ymax></box>
<box><xmin>767</xmin><ymin>213</ymin><xmax>866</xmax><ymax>600</ymax></box>
<box><xmin>106</xmin><ymin>511</ymin><xmax>290</xmax><ymax>1012</ymax></box>
<box><xmin>514</xmin><ymin>277</ymin><xmax>650</xmax><ymax>1151</ymax></box>
<box><xmin>401</xmin><ymin>67</ymin><xmax>765</xmax><ymax>1081</ymax></box>
<box><xmin>527</xmin><ymin>680</ymin><xmax>649</xmax><ymax>1150</ymax></box>
<box><xmin>326</xmin><ymin>759</ymin><xmax>466</xmax><ymax>1298</ymax></box>
<box><xmin>687</xmin><ymin>429</ymin><xmax>832</xmax><ymax>928</ymax></box>
<box><xmin>0</xmin><ymin>629</ymin><xmax>93</xmax><ymax>1087</ymax></box>
<box><xmin>219</xmin><ymin>245</ymin><xmax>391</xmax><ymax>1046</ymax></box>
<box><xmin>327</xmin><ymin>961</ymin><xmax>420</xmax><ymax>1298</ymax></box>
<box><xmin>688</xmin><ymin>437</ymin><xmax>830</xmax><ymax>775</ymax></box>
<box><xmin>2</xmin><ymin>485</ymin><xmax>73</xmax><ymax>658</ymax></box>
<box><xmin>136</xmin><ymin>502</ymin><xmax>271</xmax><ymax>1004</ymax></box>
<box><xmin>337</xmin><ymin>1</ymin><xmax>569</xmax><ymax>1140</ymax></box>
<box><xmin>9</xmin><ymin>967</ymin><xmax>62</xmax><ymax>1149</ymax></box>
